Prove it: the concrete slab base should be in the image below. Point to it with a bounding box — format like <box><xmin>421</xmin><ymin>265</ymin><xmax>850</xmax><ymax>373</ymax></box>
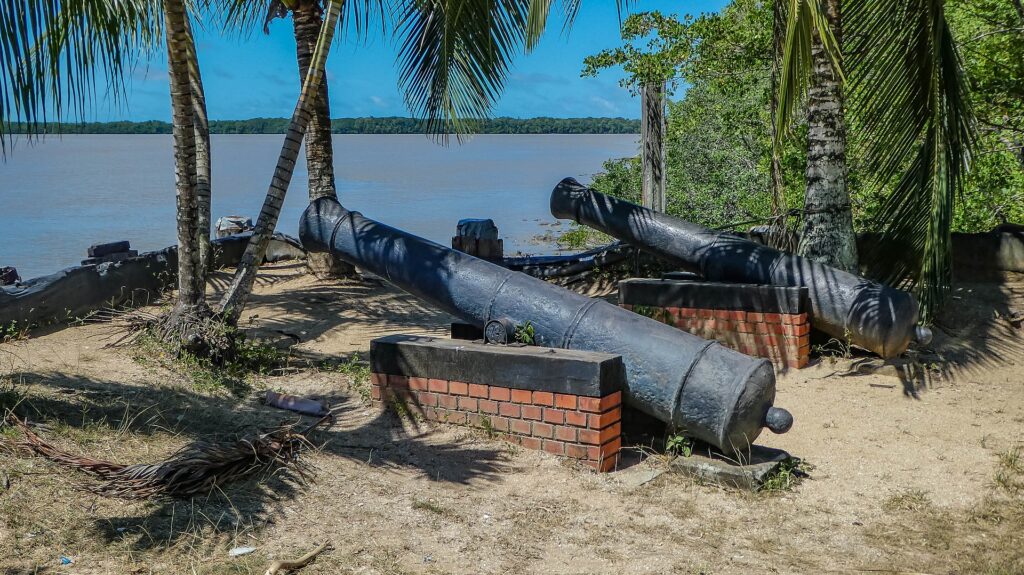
<box><xmin>668</xmin><ymin>445</ymin><xmax>792</xmax><ymax>491</ymax></box>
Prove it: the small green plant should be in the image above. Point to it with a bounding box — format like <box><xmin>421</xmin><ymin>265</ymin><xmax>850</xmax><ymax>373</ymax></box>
<box><xmin>412</xmin><ymin>498</ymin><xmax>449</xmax><ymax>515</ymax></box>
<box><xmin>389</xmin><ymin>396</ymin><xmax>413</xmax><ymax>420</ymax></box>
<box><xmin>631</xmin><ymin>305</ymin><xmax>671</xmax><ymax>324</ymax></box>
<box><xmin>813</xmin><ymin>327</ymin><xmax>854</xmax><ymax>362</ymax></box>
<box><xmin>131</xmin><ymin>326</ymin><xmax>286</xmax><ymax>396</ymax></box>
<box><xmin>334</xmin><ymin>352</ymin><xmax>372</xmax><ymax>403</ymax></box>
<box><xmin>760</xmin><ymin>458</ymin><xmax>813</xmax><ymax>493</ymax></box>
<box><xmin>1</xmin><ymin>321</ymin><xmax>30</xmax><ymax>342</ymax></box>
<box><xmin>666</xmin><ymin>432</ymin><xmax>694</xmax><ymax>458</ymax></box>
<box><xmin>557</xmin><ymin>225</ymin><xmax>594</xmax><ymax>249</ymax></box>
<box><xmin>479</xmin><ymin>416</ymin><xmax>496</xmax><ymax>438</ymax></box>
<box><xmin>514</xmin><ymin>321</ymin><xmax>535</xmax><ymax>345</ymax></box>
<box><xmin>994</xmin><ymin>445</ymin><xmax>1023</xmax><ymax>495</ymax></box>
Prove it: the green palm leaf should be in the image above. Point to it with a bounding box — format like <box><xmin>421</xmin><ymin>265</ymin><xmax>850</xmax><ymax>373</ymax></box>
<box><xmin>847</xmin><ymin>0</ymin><xmax>975</xmax><ymax>319</ymax></box>
<box><xmin>395</xmin><ymin>0</ymin><xmax>535</xmax><ymax>140</ymax></box>
<box><xmin>773</xmin><ymin>0</ymin><xmax>842</xmax><ymax>141</ymax></box>
<box><xmin>218</xmin><ymin>0</ymin><xmax>384</xmax><ymax>38</ymax></box>
<box><xmin>0</xmin><ymin>0</ymin><xmax>162</xmax><ymax>152</ymax></box>
<box><xmin>396</xmin><ymin>0</ymin><xmax>628</xmax><ymax>141</ymax></box>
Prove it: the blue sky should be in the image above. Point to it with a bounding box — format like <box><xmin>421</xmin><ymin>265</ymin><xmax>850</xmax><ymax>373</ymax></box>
<box><xmin>104</xmin><ymin>0</ymin><xmax>726</xmax><ymax>122</ymax></box>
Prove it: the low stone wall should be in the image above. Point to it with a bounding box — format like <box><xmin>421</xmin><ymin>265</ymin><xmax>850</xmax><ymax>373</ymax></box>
<box><xmin>619</xmin><ymin>279</ymin><xmax>811</xmax><ymax>369</ymax></box>
<box><xmin>0</xmin><ymin>233</ymin><xmax>304</xmax><ymax>329</ymax></box>
<box><xmin>369</xmin><ymin>335</ymin><xmax>625</xmax><ymax>472</ymax></box>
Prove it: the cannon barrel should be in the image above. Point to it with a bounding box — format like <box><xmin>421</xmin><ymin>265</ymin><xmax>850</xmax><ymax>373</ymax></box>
<box><xmin>550</xmin><ymin>178</ymin><xmax>931</xmax><ymax>358</ymax></box>
<box><xmin>300</xmin><ymin>198</ymin><xmax>793</xmax><ymax>452</ymax></box>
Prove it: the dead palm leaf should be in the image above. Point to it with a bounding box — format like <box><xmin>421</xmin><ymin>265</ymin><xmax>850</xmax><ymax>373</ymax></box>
<box><xmin>3</xmin><ymin>414</ymin><xmax>329</xmax><ymax>500</ymax></box>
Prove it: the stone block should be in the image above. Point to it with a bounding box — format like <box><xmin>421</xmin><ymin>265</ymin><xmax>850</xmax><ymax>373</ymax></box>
<box><xmin>668</xmin><ymin>445</ymin><xmax>793</xmax><ymax>491</ymax></box>
<box><xmin>87</xmin><ymin>241</ymin><xmax>131</xmax><ymax>258</ymax></box>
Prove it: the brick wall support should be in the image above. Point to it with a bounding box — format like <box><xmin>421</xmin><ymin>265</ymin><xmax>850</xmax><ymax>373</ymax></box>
<box><xmin>372</xmin><ymin>374</ymin><xmax>622</xmax><ymax>472</ymax></box>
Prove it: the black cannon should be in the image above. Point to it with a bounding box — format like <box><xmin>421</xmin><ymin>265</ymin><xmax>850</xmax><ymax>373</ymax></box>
<box><xmin>300</xmin><ymin>198</ymin><xmax>793</xmax><ymax>452</ymax></box>
<box><xmin>550</xmin><ymin>178</ymin><xmax>931</xmax><ymax>358</ymax></box>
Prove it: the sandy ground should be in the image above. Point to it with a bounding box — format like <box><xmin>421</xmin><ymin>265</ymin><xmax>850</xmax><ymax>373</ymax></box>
<box><xmin>1</xmin><ymin>263</ymin><xmax>1022</xmax><ymax>574</ymax></box>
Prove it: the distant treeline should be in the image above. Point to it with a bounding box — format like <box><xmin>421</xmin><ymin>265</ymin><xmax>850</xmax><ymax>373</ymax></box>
<box><xmin>13</xmin><ymin>117</ymin><xmax>640</xmax><ymax>135</ymax></box>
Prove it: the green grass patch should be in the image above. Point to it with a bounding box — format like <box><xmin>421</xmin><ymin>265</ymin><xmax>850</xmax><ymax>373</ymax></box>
<box><xmin>325</xmin><ymin>353</ymin><xmax>372</xmax><ymax>404</ymax></box>
<box><xmin>132</xmin><ymin>329</ymin><xmax>287</xmax><ymax>397</ymax></box>
<box><xmin>994</xmin><ymin>445</ymin><xmax>1023</xmax><ymax>496</ymax></box>
<box><xmin>760</xmin><ymin>458</ymin><xmax>813</xmax><ymax>493</ymax></box>
<box><xmin>412</xmin><ymin>497</ymin><xmax>452</xmax><ymax>517</ymax></box>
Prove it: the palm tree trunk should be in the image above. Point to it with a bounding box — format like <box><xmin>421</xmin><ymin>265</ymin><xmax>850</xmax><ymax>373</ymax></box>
<box><xmin>183</xmin><ymin>16</ymin><xmax>211</xmax><ymax>273</ymax></box>
<box><xmin>217</xmin><ymin>0</ymin><xmax>342</xmax><ymax>322</ymax></box>
<box><xmin>164</xmin><ymin>0</ymin><xmax>205</xmax><ymax>309</ymax></box>
<box><xmin>798</xmin><ymin>0</ymin><xmax>858</xmax><ymax>274</ymax></box>
<box><xmin>292</xmin><ymin>0</ymin><xmax>353</xmax><ymax>278</ymax></box>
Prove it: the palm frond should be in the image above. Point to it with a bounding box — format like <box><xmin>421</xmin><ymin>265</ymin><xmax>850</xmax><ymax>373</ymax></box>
<box><xmin>5</xmin><ymin>414</ymin><xmax>326</xmax><ymax>500</ymax></box>
<box><xmin>0</xmin><ymin>0</ymin><xmax>162</xmax><ymax>153</ymax></box>
<box><xmin>774</xmin><ymin>0</ymin><xmax>842</xmax><ymax>141</ymax></box>
<box><xmin>525</xmin><ymin>1</ymin><xmax>631</xmax><ymax>51</ymax></box>
<box><xmin>847</xmin><ymin>0</ymin><xmax>975</xmax><ymax>319</ymax></box>
<box><xmin>396</xmin><ymin>0</ymin><xmax>630</xmax><ymax>141</ymax></box>
<box><xmin>217</xmin><ymin>0</ymin><xmax>386</xmax><ymax>39</ymax></box>
<box><xmin>395</xmin><ymin>0</ymin><xmax>531</xmax><ymax>141</ymax></box>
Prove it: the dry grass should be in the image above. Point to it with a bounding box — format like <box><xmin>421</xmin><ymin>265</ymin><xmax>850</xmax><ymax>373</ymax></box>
<box><xmin>882</xmin><ymin>488</ymin><xmax>932</xmax><ymax>512</ymax></box>
<box><xmin>1</xmin><ymin>265</ymin><xmax>1021</xmax><ymax>574</ymax></box>
<box><xmin>864</xmin><ymin>445</ymin><xmax>1024</xmax><ymax>574</ymax></box>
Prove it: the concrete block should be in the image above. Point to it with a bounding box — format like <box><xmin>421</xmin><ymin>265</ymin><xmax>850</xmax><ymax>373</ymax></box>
<box><xmin>668</xmin><ymin>445</ymin><xmax>792</xmax><ymax>491</ymax></box>
<box><xmin>619</xmin><ymin>278</ymin><xmax>809</xmax><ymax>315</ymax></box>
<box><xmin>87</xmin><ymin>241</ymin><xmax>131</xmax><ymax>257</ymax></box>
<box><xmin>370</xmin><ymin>334</ymin><xmax>624</xmax><ymax>397</ymax></box>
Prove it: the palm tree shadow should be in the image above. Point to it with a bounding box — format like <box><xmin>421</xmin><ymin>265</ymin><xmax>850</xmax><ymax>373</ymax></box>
<box><xmin>610</xmin><ymin>201</ymin><xmax>1023</xmax><ymax>398</ymax></box>
<box><xmin>2</xmin><ymin>369</ymin><xmax>504</xmax><ymax>553</ymax></box>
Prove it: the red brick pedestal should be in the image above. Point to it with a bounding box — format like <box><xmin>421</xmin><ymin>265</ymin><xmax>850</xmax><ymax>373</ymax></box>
<box><xmin>619</xmin><ymin>279</ymin><xmax>812</xmax><ymax>369</ymax></box>
<box><xmin>370</xmin><ymin>335</ymin><xmax>626</xmax><ymax>472</ymax></box>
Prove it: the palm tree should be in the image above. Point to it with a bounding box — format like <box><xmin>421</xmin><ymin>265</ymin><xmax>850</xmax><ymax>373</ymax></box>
<box><xmin>184</xmin><ymin>16</ymin><xmax>214</xmax><ymax>273</ymax></box>
<box><xmin>216</xmin><ymin>0</ymin><xmax>344</xmax><ymax>321</ymax></box>
<box><xmin>0</xmin><ymin>0</ymin><xmax>216</xmax><ymax>344</ymax></box>
<box><xmin>777</xmin><ymin>0</ymin><xmax>974</xmax><ymax>318</ymax></box>
<box><xmin>3</xmin><ymin>0</ymin><xmax>551</xmax><ymax>337</ymax></box>
<box><xmin>163</xmin><ymin>0</ymin><xmax>211</xmax><ymax>336</ymax></box>
<box><xmin>213</xmin><ymin>0</ymin><xmax>552</xmax><ymax>317</ymax></box>
<box><xmin>288</xmin><ymin>0</ymin><xmax>354</xmax><ymax>278</ymax></box>
<box><xmin>796</xmin><ymin>0</ymin><xmax>858</xmax><ymax>274</ymax></box>
<box><xmin>225</xmin><ymin>0</ymin><xmax>357</xmax><ymax>279</ymax></box>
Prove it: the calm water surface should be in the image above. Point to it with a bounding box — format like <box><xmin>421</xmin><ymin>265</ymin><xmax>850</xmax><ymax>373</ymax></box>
<box><xmin>0</xmin><ymin>134</ymin><xmax>637</xmax><ymax>279</ymax></box>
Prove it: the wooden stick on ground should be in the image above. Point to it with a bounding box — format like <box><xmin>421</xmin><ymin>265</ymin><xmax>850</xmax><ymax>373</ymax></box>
<box><xmin>263</xmin><ymin>541</ymin><xmax>331</xmax><ymax>575</ymax></box>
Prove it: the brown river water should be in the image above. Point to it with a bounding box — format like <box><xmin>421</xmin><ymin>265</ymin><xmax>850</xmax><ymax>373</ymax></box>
<box><xmin>0</xmin><ymin>134</ymin><xmax>638</xmax><ymax>279</ymax></box>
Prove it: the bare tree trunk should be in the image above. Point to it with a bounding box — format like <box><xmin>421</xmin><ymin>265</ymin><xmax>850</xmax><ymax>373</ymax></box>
<box><xmin>768</xmin><ymin>0</ymin><xmax>792</xmax><ymax>251</ymax></box>
<box><xmin>217</xmin><ymin>0</ymin><xmax>342</xmax><ymax>322</ymax></box>
<box><xmin>798</xmin><ymin>0</ymin><xmax>858</xmax><ymax>274</ymax></box>
<box><xmin>164</xmin><ymin>0</ymin><xmax>204</xmax><ymax>310</ymax></box>
<box><xmin>183</xmin><ymin>16</ymin><xmax>211</xmax><ymax>272</ymax></box>
<box><xmin>292</xmin><ymin>0</ymin><xmax>353</xmax><ymax>278</ymax></box>
<box><xmin>641</xmin><ymin>81</ymin><xmax>666</xmax><ymax>212</ymax></box>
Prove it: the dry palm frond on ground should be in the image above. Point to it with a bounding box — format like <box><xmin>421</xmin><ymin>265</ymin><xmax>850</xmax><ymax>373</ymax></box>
<box><xmin>1</xmin><ymin>414</ymin><xmax>328</xmax><ymax>499</ymax></box>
